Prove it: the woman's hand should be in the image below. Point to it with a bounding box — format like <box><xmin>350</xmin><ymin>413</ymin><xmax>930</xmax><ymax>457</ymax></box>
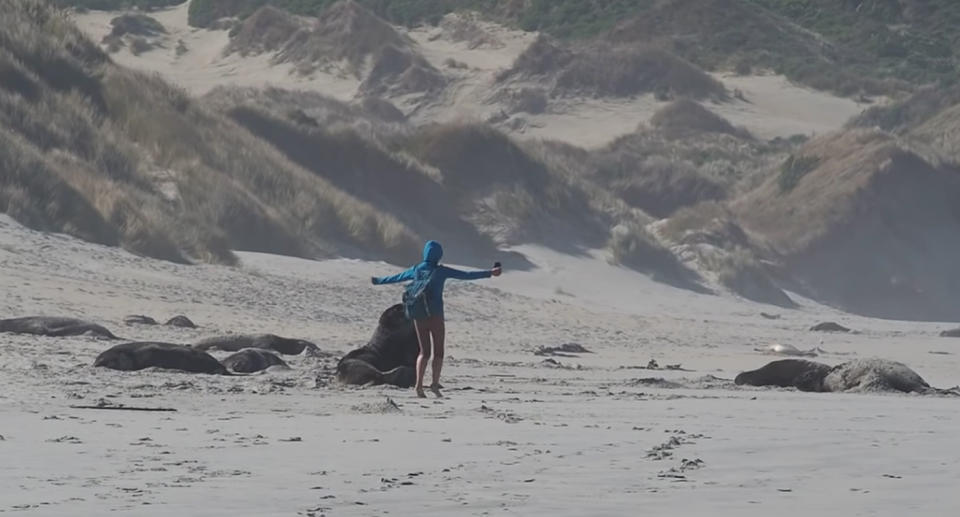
<box><xmin>491</xmin><ymin>267</ymin><xmax>502</xmax><ymax>277</ymax></box>
<box><xmin>370</xmin><ymin>276</ymin><xmax>378</xmax><ymax>285</ymax></box>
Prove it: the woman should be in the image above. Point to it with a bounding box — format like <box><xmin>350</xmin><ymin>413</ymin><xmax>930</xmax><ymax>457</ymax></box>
<box><xmin>372</xmin><ymin>241</ymin><xmax>501</xmax><ymax>397</ymax></box>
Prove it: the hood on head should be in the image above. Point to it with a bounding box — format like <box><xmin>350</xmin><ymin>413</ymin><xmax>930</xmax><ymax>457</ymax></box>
<box><xmin>422</xmin><ymin>240</ymin><xmax>443</xmax><ymax>263</ymax></box>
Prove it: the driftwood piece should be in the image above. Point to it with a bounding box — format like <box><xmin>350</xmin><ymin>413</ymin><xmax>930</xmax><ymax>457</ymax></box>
<box><xmin>69</xmin><ymin>404</ymin><xmax>177</xmax><ymax>412</ymax></box>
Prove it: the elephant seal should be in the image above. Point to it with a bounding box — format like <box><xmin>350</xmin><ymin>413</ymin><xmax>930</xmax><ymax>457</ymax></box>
<box><xmin>736</xmin><ymin>358</ymin><xmax>936</xmax><ymax>394</ymax></box>
<box><xmin>0</xmin><ymin>316</ymin><xmax>117</xmax><ymax>339</ymax></box>
<box><xmin>735</xmin><ymin>359</ymin><xmax>832</xmax><ymax>391</ymax></box>
<box><xmin>810</xmin><ymin>322</ymin><xmax>851</xmax><ymax>333</ymax></box>
<box><xmin>753</xmin><ymin>343</ymin><xmax>818</xmax><ymax>357</ymax></box>
<box><xmin>124</xmin><ymin>315</ymin><xmax>158</xmax><ymax>326</ymax></box>
<box><xmin>194</xmin><ymin>334</ymin><xmax>318</xmax><ymax>355</ymax></box>
<box><xmin>337</xmin><ymin>359</ymin><xmax>416</xmax><ymax>388</ymax></box>
<box><xmin>166</xmin><ymin>316</ymin><xmax>196</xmax><ymax>328</ymax></box>
<box><xmin>221</xmin><ymin>349</ymin><xmax>289</xmax><ymax>373</ymax></box>
<box><xmin>818</xmin><ymin>358</ymin><xmax>931</xmax><ymax>393</ymax></box>
<box><xmin>336</xmin><ymin>304</ymin><xmax>418</xmax><ymax>388</ymax></box>
<box><xmin>940</xmin><ymin>328</ymin><xmax>960</xmax><ymax>338</ymax></box>
<box><xmin>94</xmin><ymin>342</ymin><xmax>228</xmax><ymax>374</ymax></box>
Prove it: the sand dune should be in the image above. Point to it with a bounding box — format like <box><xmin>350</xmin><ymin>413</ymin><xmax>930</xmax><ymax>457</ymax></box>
<box><xmin>72</xmin><ymin>3</ymin><xmax>869</xmax><ymax>148</ymax></box>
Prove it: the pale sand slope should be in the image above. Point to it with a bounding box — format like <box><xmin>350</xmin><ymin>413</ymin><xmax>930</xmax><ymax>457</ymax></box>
<box><xmin>73</xmin><ymin>3</ymin><xmax>869</xmax><ymax>148</ymax></box>
<box><xmin>2</xmin><ymin>215</ymin><xmax>959</xmax><ymax>516</ymax></box>
<box><xmin>72</xmin><ymin>2</ymin><xmax>360</xmax><ymax>99</ymax></box>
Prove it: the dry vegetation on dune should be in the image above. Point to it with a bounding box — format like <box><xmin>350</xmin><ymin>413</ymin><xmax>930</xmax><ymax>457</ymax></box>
<box><xmin>101</xmin><ymin>13</ymin><xmax>167</xmax><ymax>54</ymax></box>
<box><xmin>202</xmin><ymin>88</ymin><xmax>621</xmax><ymax>263</ymax></box>
<box><xmin>0</xmin><ymin>0</ymin><xmax>421</xmax><ymax>264</ymax></box>
<box><xmin>654</xmin><ymin>201</ymin><xmax>794</xmax><ymax>306</ymax></box>
<box><xmin>850</xmin><ymin>83</ymin><xmax>960</xmax><ymax>166</ymax></box>
<box><xmin>231</xmin><ymin>1</ymin><xmax>406</xmax><ymax>74</ymax></box>
<box><xmin>399</xmin><ymin>123</ymin><xmax>612</xmax><ymax>250</ymax></box>
<box><xmin>650</xmin><ymin>99</ymin><xmax>751</xmax><ymax>139</ymax></box>
<box><xmin>640</xmin><ymin>86</ymin><xmax>960</xmax><ymax>317</ymax></box>
<box><xmin>605</xmin><ymin>0</ymin><xmax>902</xmax><ymax>96</ymax></box>
<box><xmin>850</xmin><ymin>84</ymin><xmax>960</xmax><ymax>134</ymax></box>
<box><xmin>226</xmin><ymin>5</ymin><xmax>308</xmax><ymax>57</ymax></box>
<box><xmin>586</xmin><ymin>103</ymin><xmax>781</xmax><ymax>219</ymax></box>
<box><xmin>227</xmin><ymin>2</ymin><xmax>445</xmax><ymax>96</ymax></box>
<box><xmin>733</xmin><ymin>129</ymin><xmax>960</xmax><ymax>319</ymax></box>
<box><xmin>203</xmin><ymin>87</ymin><xmax>499</xmax><ymax>264</ymax></box>
<box><xmin>607</xmin><ymin>222</ymin><xmax>708</xmax><ymax>292</ymax></box>
<box><xmin>498</xmin><ymin>35</ymin><xmax>726</xmax><ymax>100</ymax></box>
<box><xmin>187</xmin><ymin>0</ymin><xmax>959</xmax><ymax>96</ymax></box>
<box><xmin>0</xmin><ymin>0</ymin><xmax>681</xmax><ymax>280</ymax></box>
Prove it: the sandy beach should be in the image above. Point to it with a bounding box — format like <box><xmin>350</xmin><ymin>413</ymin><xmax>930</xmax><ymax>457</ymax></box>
<box><xmin>0</xmin><ymin>3</ymin><xmax>955</xmax><ymax>514</ymax></box>
<box><xmin>2</xmin><ymin>213</ymin><xmax>958</xmax><ymax>516</ymax></box>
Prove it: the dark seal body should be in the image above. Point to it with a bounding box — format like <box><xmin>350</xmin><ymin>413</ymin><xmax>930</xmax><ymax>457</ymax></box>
<box><xmin>95</xmin><ymin>342</ymin><xmax>228</xmax><ymax>374</ymax></box>
<box><xmin>0</xmin><ymin>316</ymin><xmax>117</xmax><ymax>339</ymax></box>
<box><xmin>734</xmin><ymin>359</ymin><xmax>832</xmax><ymax>391</ymax></box>
<box><xmin>194</xmin><ymin>334</ymin><xmax>317</xmax><ymax>355</ymax></box>
<box><xmin>940</xmin><ymin>328</ymin><xmax>960</xmax><ymax>338</ymax></box>
<box><xmin>810</xmin><ymin>322</ymin><xmax>851</xmax><ymax>333</ymax></box>
<box><xmin>124</xmin><ymin>315</ymin><xmax>158</xmax><ymax>325</ymax></box>
<box><xmin>221</xmin><ymin>349</ymin><xmax>289</xmax><ymax>373</ymax></box>
<box><xmin>336</xmin><ymin>305</ymin><xmax>419</xmax><ymax>388</ymax></box>
<box><xmin>165</xmin><ymin>316</ymin><xmax>197</xmax><ymax>328</ymax></box>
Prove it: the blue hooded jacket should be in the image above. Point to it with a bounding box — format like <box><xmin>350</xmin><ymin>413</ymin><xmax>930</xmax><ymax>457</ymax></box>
<box><xmin>372</xmin><ymin>241</ymin><xmax>491</xmax><ymax>319</ymax></box>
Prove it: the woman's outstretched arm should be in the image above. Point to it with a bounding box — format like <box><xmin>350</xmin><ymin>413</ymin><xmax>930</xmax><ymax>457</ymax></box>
<box><xmin>439</xmin><ymin>265</ymin><xmax>493</xmax><ymax>281</ymax></box>
<box><xmin>371</xmin><ymin>267</ymin><xmax>416</xmax><ymax>285</ymax></box>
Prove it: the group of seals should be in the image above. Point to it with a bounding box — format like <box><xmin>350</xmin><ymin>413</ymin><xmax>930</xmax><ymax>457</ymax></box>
<box><xmin>336</xmin><ymin>304</ymin><xmax>418</xmax><ymax>388</ymax></box>
<box><xmin>96</xmin><ymin>335</ymin><xmax>312</xmax><ymax>375</ymax></box>
<box><xmin>8</xmin><ymin>310</ymin><xmax>956</xmax><ymax>392</ymax></box>
<box><xmin>1</xmin><ymin>315</ymin><xmax>310</xmax><ymax>375</ymax></box>
<box><xmin>735</xmin><ymin>358</ymin><xmax>937</xmax><ymax>394</ymax></box>
<box><xmin>0</xmin><ymin>317</ymin><xmax>117</xmax><ymax>339</ymax></box>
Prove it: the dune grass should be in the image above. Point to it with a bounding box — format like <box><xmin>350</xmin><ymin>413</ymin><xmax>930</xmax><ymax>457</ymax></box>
<box><xmin>498</xmin><ymin>35</ymin><xmax>726</xmax><ymax>100</ymax></box>
<box><xmin>186</xmin><ymin>0</ymin><xmax>954</xmax><ymax>94</ymax></box>
<box><xmin>1</xmin><ymin>0</ymin><xmax>423</xmax><ymax>264</ymax></box>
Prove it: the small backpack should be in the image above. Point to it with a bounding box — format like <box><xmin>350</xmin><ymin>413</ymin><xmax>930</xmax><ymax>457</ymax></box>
<box><xmin>402</xmin><ymin>267</ymin><xmax>436</xmax><ymax>320</ymax></box>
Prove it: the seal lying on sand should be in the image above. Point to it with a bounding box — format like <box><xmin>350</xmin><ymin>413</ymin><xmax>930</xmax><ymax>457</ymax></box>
<box><xmin>0</xmin><ymin>316</ymin><xmax>117</xmax><ymax>339</ymax></box>
<box><xmin>94</xmin><ymin>342</ymin><xmax>228</xmax><ymax>374</ymax></box>
<box><xmin>124</xmin><ymin>315</ymin><xmax>157</xmax><ymax>325</ymax></box>
<box><xmin>194</xmin><ymin>334</ymin><xmax>318</xmax><ymax>355</ymax></box>
<box><xmin>336</xmin><ymin>304</ymin><xmax>418</xmax><ymax>388</ymax></box>
<box><xmin>736</xmin><ymin>358</ymin><xmax>934</xmax><ymax>394</ymax></box>
<box><xmin>734</xmin><ymin>359</ymin><xmax>831</xmax><ymax>391</ymax></box>
<box><xmin>941</xmin><ymin>328</ymin><xmax>960</xmax><ymax>338</ymax></box>
<box><xmin>818</xmin><ymin>358</ymin><xmax>931</xmax><ymax>393</ymax></box>
<box><xmin>221</xmin><ymin>349</ymin><xmax>289</xmax><ymax>373</ymax></box>
<box><xmin>810</xmin><ymin>322</ymin><xmax>851</xmax><ymax>333</ymax></box>
<box><xmin>165</xmin><ymin>315</ymin><xmax>196</xmax><ymax>328</ymax></box>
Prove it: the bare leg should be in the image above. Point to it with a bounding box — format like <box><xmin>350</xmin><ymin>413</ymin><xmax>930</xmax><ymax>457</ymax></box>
<box><xmin>430</xmin><ymin>317</ymin><xmax>445</xmax><ymax>396</ymax></box>
<box><xmin>413</xmin><ymin>319</ymin><xmax>432</xmax><ymax>398</ymax></box>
